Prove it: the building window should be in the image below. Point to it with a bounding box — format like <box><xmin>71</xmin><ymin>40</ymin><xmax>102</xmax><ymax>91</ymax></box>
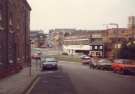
<box><xmin>90</xmin><ymin>46</ymin><xmax>92</xmax><ymax>50</ymax></box>
<box><xmin>96</xmin><ymin>52</ymin><xmax>101</xmax><ymax>56</ymax></box>
<box><xmin>0</xmin><ymin>12</ymin><xmax>2</xmax><ymax>21</ymax></box>
<box><xmin>9</xmin><ymin>18</ymin><xmax>13</xmax><ymax>26</ymax></box>
<box><xmin>99</xmin><ymin>46</ymin><xmax>103</xmax><ymax>49</ymax></box>
<box><xmin>0</xmin><ymin>7</ymin><xmax>2</xmax><ymax>21</ymax></box>
<box><xmin>0</xmin><ymin>8</ymin><xmax>4</xmax><ymax>30</ymax></box>
<box><xmin>94</xmin><ymin>46</ymin><xmax>98</xmax><ymax>50</ymax></box>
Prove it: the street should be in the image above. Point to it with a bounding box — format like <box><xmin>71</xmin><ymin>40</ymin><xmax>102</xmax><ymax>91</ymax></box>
<box><xmin>27</xmin><ymin>61</ymin><xmax>135</xmax><ymax>94</ymax></box>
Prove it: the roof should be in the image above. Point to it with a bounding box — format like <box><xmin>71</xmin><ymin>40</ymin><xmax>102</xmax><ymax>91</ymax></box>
<box><xmin>24</xmin><ymin>0</ymin><xmax>31</xmax><ymax>10</ymax></box>
<box><xmin>89</xmin><ymin>41</ymin><xmax>104</xmax><ymax>45</ymax></box>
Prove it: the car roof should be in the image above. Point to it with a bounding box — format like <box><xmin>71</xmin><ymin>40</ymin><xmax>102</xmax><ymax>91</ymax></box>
<box><xmin>46</xmin><ymin>58</ymin><xmax>56</xmax><ymax>61</ymax></box>
<box><xmin>114</xmin><ymin>59</ymin><xmax>131</xmax><ymax>63</ymax></box>
<box><xmin>98</xmin><ymin>59</ymin><xmax>112</xmax><ymax>63</ymax></box>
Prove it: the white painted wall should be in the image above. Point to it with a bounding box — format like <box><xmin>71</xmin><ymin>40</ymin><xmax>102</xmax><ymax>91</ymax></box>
<box><xmin>63</xmin><ymin>45</ymin><xmax>90</xmax><ymax>55</ymax></box>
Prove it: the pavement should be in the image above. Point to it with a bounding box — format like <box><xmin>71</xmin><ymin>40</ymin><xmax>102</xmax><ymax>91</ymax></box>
<box><xmin>0</xmin><ymin>60</ymin><xmax>41</xmax><ymax>94</ymax></box>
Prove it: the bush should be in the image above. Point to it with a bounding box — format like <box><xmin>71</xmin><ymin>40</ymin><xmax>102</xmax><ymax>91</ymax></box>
<box><xmin>62</xmin><ymin>52</ymin><xmax>68</xmax><ymax>55</ymax></box>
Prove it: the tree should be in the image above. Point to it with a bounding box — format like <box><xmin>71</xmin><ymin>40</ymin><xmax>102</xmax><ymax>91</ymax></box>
<box><xmin>119</xmin><ymin>39</ymin><xmax>135</xmax><ymax>60</ymax></box>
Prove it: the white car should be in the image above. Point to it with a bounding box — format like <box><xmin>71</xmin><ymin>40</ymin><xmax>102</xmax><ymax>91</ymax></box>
<box><xmin>42</xmin><ymin>58</ymin><xmax>58</xmax><ymax>70</ymax></box>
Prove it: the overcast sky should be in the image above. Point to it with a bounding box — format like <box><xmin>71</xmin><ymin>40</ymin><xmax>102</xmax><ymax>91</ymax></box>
<box><xmin>28</xmin><ymin>0</ymin><xmax>135</xmax><ymax>33</ymax></box>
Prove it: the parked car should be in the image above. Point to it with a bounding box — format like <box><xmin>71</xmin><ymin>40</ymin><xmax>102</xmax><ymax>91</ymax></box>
<box><xmin>81</xmin><ymin>56</ymin><xmax>91</xmax><ymax>64</ymax></box>
<box><xmin>96</xmin><ymin>59</ymin><xmax>112</xmax><ymax>70</ymax></box>
<box><xmin>31</xmin><ymin>48</ymin><xmax>42</xmax><ymax>59</ymax></box>
<box><xmin>42</xmin><ymin>57</ymin><xmax>58</xmax><ymax>70</ymax></box>
<box><xmin>80</xmin><ymin>55</ymin><xmax>88</xmax><ymax>59</ymax></box>
<box><xmin>112</xmin><ymin>59</ymin><xmax>135</xmax><ymax>74</ymax></box>
<box><xmin>62</xmin><ymin>52</ymin><xmax>68</xmax><ymax>55</ymax></box>
<box><xmin>31</xmin><ymin>53</ymin><xmax>41</xmax><ymax>59</ymax></box>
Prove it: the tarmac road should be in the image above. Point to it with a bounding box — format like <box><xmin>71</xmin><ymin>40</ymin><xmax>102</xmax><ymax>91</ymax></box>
<box><xmin>28</xmin><ymin>61</ymin><xmax>135</xmax><ymax>94</ymax></box>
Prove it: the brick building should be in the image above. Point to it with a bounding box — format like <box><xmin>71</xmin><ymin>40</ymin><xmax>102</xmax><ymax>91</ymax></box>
<box><xmin>104</xmin><ymin>28</ymin><xmax>129</xmax><ymax>59</ymax></box>
<box><xmin>128</xmin><ymin>16</ymin><xmax>135</xmax><ymax>38</ymax></box>
<box><xmin>0</xmin><ymin>0</ymin><xmax>31</xmax><ymax>78</ymax></box>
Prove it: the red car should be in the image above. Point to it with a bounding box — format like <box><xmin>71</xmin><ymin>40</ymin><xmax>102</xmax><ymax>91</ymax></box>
<box><xmin>112</xmin><ymin>59</ymin><xmax>135</xmax><ymax>74</ymax></box>
<box><xmin>31</xmin><ymin>53</ymin><xmax>41</xmax><ymax>59</ymax></box>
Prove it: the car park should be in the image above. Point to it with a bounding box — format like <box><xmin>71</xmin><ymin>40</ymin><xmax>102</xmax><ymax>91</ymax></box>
<box><xmin>112</xmin><ymin>59</ymin><xmax>135</xmax><ymax>74</ymax></box>
<box><xmin>42</xmin><ymin>57</ymin><xmax>58</xmax><ymax>70</ymax></box>
<box><xmin>96</xmin><ymin>59</ymin><xmax>112</xmax><ymax>70</ymax></box>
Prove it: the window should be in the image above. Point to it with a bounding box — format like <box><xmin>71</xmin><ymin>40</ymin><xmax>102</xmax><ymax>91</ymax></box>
<box><xmin>89</xmin><ymin>46</ymin><xmax>92</xmax><ymax>50</ymax></box>
<box><xmin>99</xmin><ymin>46</ymin><xmax>103</xmax><ymax>49</ymax></box>
<box><xmin>0</xmin><ymin>8</ymin><xmax>3</xmax><ymax>30</ymax></box>
<box><xmin>96</xmin><ymin>52</ymin><xmax>101</xmax><ymax>56</ymax></box>
<box><xmin>0</xmin><ymin>12</ymin><xmax>2</xmax><ymax>21</ymax></box>
<box><xmin>94</xmin><ymin>46</ymin><xmax>98</xmax><ymax>50</ymax></box>
<box><xmin>0</xmin><ymin>8</ymin><xmax>2</xmax><ymax>21</ymax></box>
<box><xmin>0</xmin><ymin>62</ymin><xmax>3</xmax><ymax>68</ymax></box>
<box><xmin>9</xmin><ymin>18</ymin><xmax>13</xmax><ymax>26</ymax></box>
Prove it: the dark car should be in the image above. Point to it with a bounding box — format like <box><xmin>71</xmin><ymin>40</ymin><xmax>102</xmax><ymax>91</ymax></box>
<box><xmin>42</xmin><ymin>58</ymin><xmax>58</xmax><ymax>70</ymax></box>
<box><xmin>96</xmin><ymin>59</ymin><xmax>112</xmax><ymax>70</ymax></box>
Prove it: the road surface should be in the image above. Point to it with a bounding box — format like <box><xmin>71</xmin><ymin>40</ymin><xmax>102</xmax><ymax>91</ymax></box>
<box><xmin>28</xmin><ymin>61</ymin><xmax>135</xmax><ymax>94</ymax></box>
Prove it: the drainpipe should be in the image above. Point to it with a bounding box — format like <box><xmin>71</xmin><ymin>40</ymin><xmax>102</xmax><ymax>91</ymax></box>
<box><xmin>5</xmin><ymin>0</ymin><xmax>9</xmax><ymax>67</ymax></box>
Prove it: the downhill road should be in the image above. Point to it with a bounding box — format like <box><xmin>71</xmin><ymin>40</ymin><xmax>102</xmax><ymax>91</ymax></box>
<box><xmin>28</xmin><ymin>61</ymin><xmax>135</xmax><ymax>94</ymax></box>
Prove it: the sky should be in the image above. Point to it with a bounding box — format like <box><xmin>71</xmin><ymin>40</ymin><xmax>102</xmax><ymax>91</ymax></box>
<box><xmin>27</xmin><ymin>0</ymin><xmax>135</xmax><ymax>33</ymax></box>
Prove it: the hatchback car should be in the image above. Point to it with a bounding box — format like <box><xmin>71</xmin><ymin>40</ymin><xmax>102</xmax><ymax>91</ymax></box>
<box><xmin>81</xmin><ymin>56</ymin><xmax>91</xmax><ymax>64</ymax></box>
<box><xmin>32</xmin><ymin>53</ymin><xmax>41</xmax><ymax>59</ymax></box>
<box><xmin>112</xmin><ymin>59</ymin><xmax>135</xmax><ymax>74</ymax></box>
<box><xmin>96</xmin><ymin>59</ymin><xmax>112</xmax><ymax>70</ymax></box>
<box><xmin>42</xmin><ymin>58</ymin><xmax>58</xmax><ymax>70</ymax></box>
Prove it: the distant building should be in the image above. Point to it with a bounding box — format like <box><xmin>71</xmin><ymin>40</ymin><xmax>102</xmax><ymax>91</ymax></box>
<box><xmin>104</xmin><ymin>28</ymin><xmax>129</xmax><ymax>59</ymax></box>
<box><xmin>30</xmin><ymin>30</ymin><xmax>47</xmax><ymax>48</ymax></box>
<box><xmin>63</xmin><ymin>30</ymin><xmax>105</xmax><ymax>56</ymax></box>
<box><xmin>49</xmin><ymin>29</ymin><xmax>76</xmax><ymax>49</ymax></box>
<box><xmin>89</xmin><ymin>31</ymin><xmax>105</xmax><ymax>57</ymax></box>
<box><xmin>0</xmin><ymin>0</ymin><xmax>31</xmax><ymax>78</ymax></box>
<box><xmin>128</xmin><ymin>16</ymin><xmax>135</xmax><ymax>38</ymax></box>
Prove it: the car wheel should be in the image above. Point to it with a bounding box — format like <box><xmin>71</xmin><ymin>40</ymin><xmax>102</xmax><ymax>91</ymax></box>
<box><xmin>116</xmin><ymin>69</ymin><xmax>125</xmax><ymax>75</ymax></box>
<box><xmin>55</xmin><ymin>67</ymin><xmax>58</xmax><ymax>70</ymax></box>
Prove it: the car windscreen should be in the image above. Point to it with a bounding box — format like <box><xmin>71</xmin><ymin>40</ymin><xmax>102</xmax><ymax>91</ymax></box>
<box><xmin>115</xmin><ymin>59</ymin><xmax>131</xmax><ymax>64</ymax></box>
<box><xmin>98</xmin><ymin>60</ymin><xmax>112</xmax><ymax>64</ymax></box>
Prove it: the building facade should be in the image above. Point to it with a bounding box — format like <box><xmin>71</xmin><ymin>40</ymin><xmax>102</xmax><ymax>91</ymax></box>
<box><xmin>0</xmin><ymin>0</ymin><xmax>31</xmax><ymax>78</ymax></box>
<box><xmin>49</xmin><ymin>29</ymin><xmax>76</xmax><ymax>49</ymax></box>
<box><xmin>104</xmin><ymin>28</ymin><xmax>128</xmax><ymax>59</ymax></box>
<box><xmin>30</xmin><ymin>30</ymin><xmax>47</xmax><ymax>48</ymax></box>
<box><xmin>63</xmin><ymin>30</ymin><xmax>105</xmax><ymax>56</ymax></box>
<box><xmin>128</xmin><ymin>16</ymin><xmax>135</xmax><ymax>39</ymax></box>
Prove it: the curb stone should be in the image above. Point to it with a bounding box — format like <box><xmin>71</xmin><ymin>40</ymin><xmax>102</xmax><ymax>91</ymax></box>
<box><xmin>22</xmin><ymin>75</ymin><xmax>40</xmax><ymax>94</ymax></box>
